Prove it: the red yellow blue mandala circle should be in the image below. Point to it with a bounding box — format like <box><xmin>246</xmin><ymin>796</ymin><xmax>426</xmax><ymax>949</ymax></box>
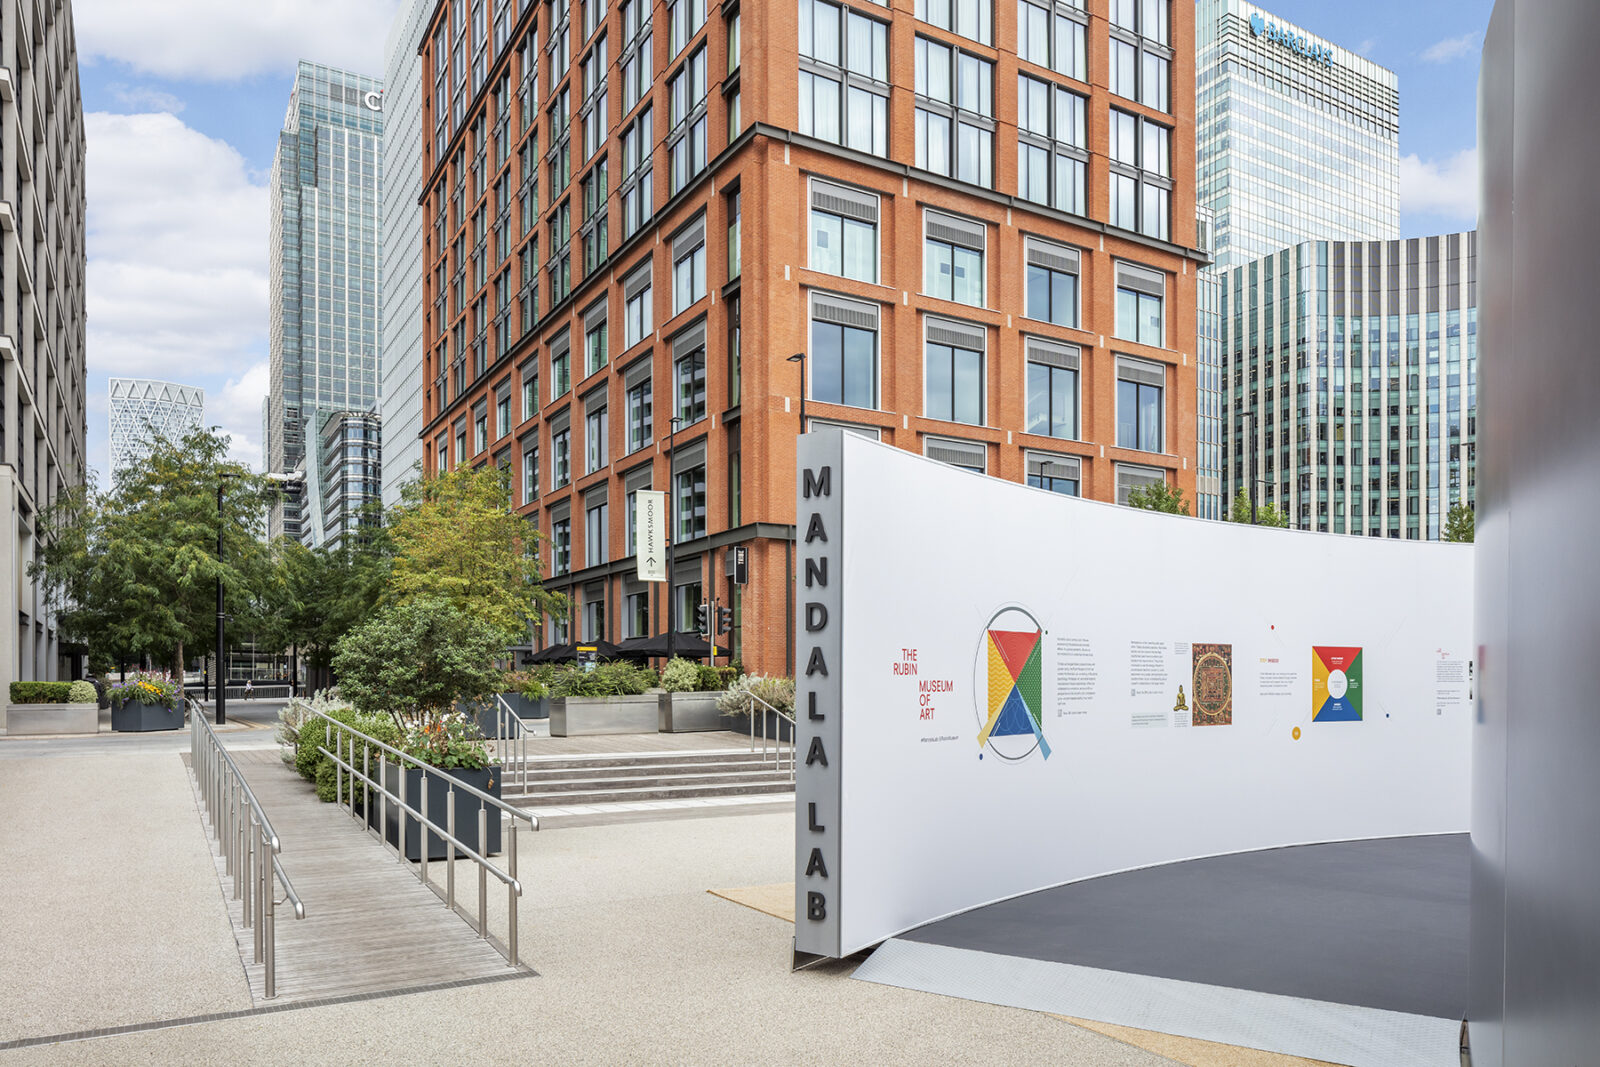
<box><xmin>971</xmin><ymin>606</ymin><xmax>1050</xmax><ymax>762</ymax></box>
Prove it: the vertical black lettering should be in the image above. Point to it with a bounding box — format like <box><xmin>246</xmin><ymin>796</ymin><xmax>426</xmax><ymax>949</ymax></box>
<box><xmin>805</xmin><ymin>603</ymin><xmax>828</xmax><ymax>632</ymax></box>
<box><xmin>805</xmin><ymin>648</ymin><xmax>829</xmax><ymax>677</ymax></box>
<box><xmin>806</xmin><ymin>848</ymin><xmax>829</xmax><ymax>878</ymax></box>
<box><xmin>806</xmin><ymin>736</ymin><xmax>829</xmax><ymax>767</ymax></box>
<box><xmin>805</xmin><ymin>557</ymin><xmax>828</xmax><ymax>588</ymax></box>
<box><xmin>804</xmin><ymin>513</ymin><xmax>828</xmax><ymax>543</ymax></box>
<box><xmin>808</xmin><ymin>691</ymin><xmax>823</xmax><ymax>720</ymax></box>
<box><xmin>803</xmin><ymin>467</ymin><xmax>833</xmax><ymax>499</ymax></box>
<box><xmin>808</xmin><ymin>802</ymin><xmax>825</xmax><ymax>832</ymax></box>
<box><xmin>807</xmin><ymin>892</ymin><xmax>827</xmax><ymax>921</ymax></box>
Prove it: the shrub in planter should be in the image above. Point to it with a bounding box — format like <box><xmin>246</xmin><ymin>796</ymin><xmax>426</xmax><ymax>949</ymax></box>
<box><xmin>546</xmin><ymin>660</ymin><xmax>657</xmax><ymax>697</ymax></box>
<box><xmin>106</xmin><ymin>673</ymin><xmax>181</xmax><ymax>709</ymax></box>
<box><xmin>659</xmin><ymin>658</ymin><xmax>701</xmax><ymax>693</ymax></box>
<box><xmin>67</xmin><ymin>681</ymin><xmax>98</xmax><ymax>703</ymax></box>
<box><xmin>9</xmin><ymin>681</ymin><xmax>75</xmax><ymax>704</ymax></box>
<box><xmin>716</xmin><ymin>674</ymin><xmax>797</xmax><ymax>718</ymax></box>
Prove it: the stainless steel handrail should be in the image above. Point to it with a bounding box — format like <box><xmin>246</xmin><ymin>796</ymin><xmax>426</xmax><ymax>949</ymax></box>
<box><xmin>489</xmin><ymin>694</ymin><xmax>530</xmax><ymax>793</ymax></box>
<box><xmin>292</xmin><ymin>700</ymin><xmax>537</xmax><ymax>967</ymax></box>
<box><xmin>741</xmin><ymin>691</ymin><xmax>798</xmax><ymax>781</ymax></box>
<box><xmin>188</xmin><ymin>697</ymin><xmax>305</xmax><ymax>998</ymax></box>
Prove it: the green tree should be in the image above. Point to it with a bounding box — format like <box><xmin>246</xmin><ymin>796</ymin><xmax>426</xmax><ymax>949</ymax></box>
<box><xmin>1126</xmin><ymin>480</ymin><xmax>1191</xmax><ymax>515</ymax></box>
<box><xmin>386</xmin><ymin>464</ymin><xmax>563</xmax><ymax>642</ymax></box>
<box><xmin>33</xmin><ymin>429</ymin><xmax>274</xmax><ymax>676</ymax></box>
<box><xmin>1444</xmin><ymin>502</ymin><xmax>1475</xmax><ymax>543</ymax></box>
<box><xmin>331</xmin><ymin>597</ymin><xmax>508</xmax><ymax>730</ymax></box>
<box><xmin>1227</xmin><ymin>488</ymin><xmax>1290</xmax><ymax>528</ymax></box>
<box><xmin>250</xmin><ymin>527</ymin><xmax>390</xmax><ymax>674</ymax></box>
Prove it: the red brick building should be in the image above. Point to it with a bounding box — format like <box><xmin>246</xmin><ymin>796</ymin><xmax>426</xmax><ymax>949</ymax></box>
<box><xmin>420</xmin><ymin>0</ymin><xmax>1205</xmax><ymax>675</ymax></box>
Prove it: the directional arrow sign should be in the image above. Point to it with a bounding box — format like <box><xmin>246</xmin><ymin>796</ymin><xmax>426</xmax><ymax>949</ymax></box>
<box><xmin>636</xmin><ymin>491</ymin><xmax>667</xmax><ymax>582</ymax></box>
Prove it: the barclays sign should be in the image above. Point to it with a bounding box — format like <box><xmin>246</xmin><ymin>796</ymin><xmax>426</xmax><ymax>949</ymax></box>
<box><xmin>1250</xmin><ymin>13</ymin><xmax>1334</xmax><ymax>68</ymax></box>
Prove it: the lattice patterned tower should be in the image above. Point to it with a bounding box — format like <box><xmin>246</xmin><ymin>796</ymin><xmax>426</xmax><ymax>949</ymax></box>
<box><xmin>107</xmin><ymin>378</ymin><xmax>205</xmax><ymax>480</ymax></box>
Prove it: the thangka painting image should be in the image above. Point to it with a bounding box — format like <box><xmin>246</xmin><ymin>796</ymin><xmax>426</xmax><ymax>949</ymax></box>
<box><xmin>1191</xmin><ymin>643</ymin><xmax>1233</xmax><ymax>726</ymax></box>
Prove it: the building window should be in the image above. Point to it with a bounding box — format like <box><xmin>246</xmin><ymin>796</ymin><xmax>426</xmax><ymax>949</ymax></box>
<box><xmin>1116</xmin><ymin>355</ymin><xmax>1165</xmax><ymax>453</ymax></box>
<box><xmin>552</xmin><ymin>423</ymin><xmax>572</xmax><ymax>486</ymax></box>
<box><xmin>625</xmin><ymin>360</ymin><xmax>653</xmax><ymax>453</ymax></box>
<box><xmin>727</xmin><ymin>294</ymin><xmax>741</xmax><ymax>406</ymax></box>
<box><xmin>623</xmin><ymin>260</ymin><xmax>652</xmax><ymax>348</ymax></box>
<box><xmin>474</xmin><ymin>410</ymin><xmax>488</xmax><ymax>454</ymax></box>
<box><xmin>1017</xmin><ymin>75</ymin><xmax>1086</xmax><ymax>214</ymax></box>
<box><xmin>583</xmin><ymin>594</ymin><xmax>606</xmax><ymax>641</ymax></box>
<box><xmin>1023</xmin><ymin>238</ymin><xmax>1080</xmax><ymax>327</ymax></box>
<box><xmin>924</xmin><ymin>317</ymin><xmax>986</xmax><ymax>426</ymax></box>
<box><xmin>1018</xmin><ymin>0</ymin><xmax>1086</xmax><ymax>80</ymax></box>
<box><xmin>496</xmin><ymin>392</ymin><xmax>511</xmax><ymax>439</ymax></box>
<box><xmin>674</xmin><ymin>580</ymin><xmax>704</xmax><ymax>634</ymax></box>
<box><xmin>585</xmin><ymin>493</ymin><xmax>609</xmax><ymax>567</ymax></box>
<box><xmin>552</xmin><ymin>335</ymin><xmax>571</xmax><ymax>397</ymax></box>
<box><xmin>726</xmin><ymin>188</ymin><xmax>741</xmax><ymax>280</ymax></box>
<box><xmin>1109</xmin><ymin>109</ymin><xmax>1171</xmax><ymax>240</ymax></box>
<box><xmin>924</xmin><ymin>435</ymin><xmax>986</xmax><ymax>474</ymax></box>
<box><xmin>1108</xmin><ymin>0</ymin><xmax>1170</xmax><ymax>111</ymax></box>
<box><xmin>1025</xmin><ymin>337</ymin><xmax>1079</xmax><ymax>440</ymax></box>
<box><xmin>580</xmin><ymin>35</ymin><xmax>609</xmax><ymax>161</ymax></box>
<box><xmin>522</xmin><ymin>442</ymin><xmax>539</xmax><ymax>503</ymax></box>
<box><xmin>676</xmin><ymin>465</ymin><xmax>707</xmax><ymax>540</ymax></box>
<box><xmin>585</xmin><ymin>401</ymin><xmax>608</xmax><ymax>472</ymax></box>
<box><xmin>798</xmin><ymin>0</ymin><xmax>889</xmax><ymax>155</ymax></box>
<box><xmin>672</xmin><ymin>216</ymin><xmax>707</xmax><ymax>313</ymax></box>
<box><xmin>915</xmin><ymin>0</ymin><xmax>990</xmax><ymax>44</ymax></box>
<box><xmin>580</xmin><ymin>160</ymin><xmax>609</xmax><ymax>272</ymax></box>
<box><xmin>625</xmin><ymin>589</ymin><xmax>650</xmax><ymax>637</ymax></box>
<box><xmin>1114</xmin><ymin>260</ymin><xmax>1164</xmax><ymax>347</ymax></box>
<box><xmin>669</xmin><ymin>0</ymin><xmax>707</xmax><ymax>56</ymax></box>
<box><xmin>1028</xmin><ymin>452</ymin><xmax>1081</xmax><ymax>495</ymax></box>
<box><xmin>667</xmin><ymin>46</ymin><xmax>709</xmax><ymax>194</ymax></box>
<box><xmin>620</xmin><ymin>107</ymin><xmax>654</xmax><ymax>236</ymax></box>
<box><xmin>809</xmin><ymin>179</ymin><xmax>879</xmax><ymax>283</ymax></box>
<box><xmin>553</xmin><ymin>515</ymin><xmax>572</xmax><ymax>573</ymax></box>
<box><xmin>923</xmin><ymin>210</ymin><xmax>985</xmax><ymax>306</ymax></box>
<box><xmin>620</xmin><ymin>0</ymin><xmax>653</xmax><ymax>110</ymax></box>
<box><xmin>914</xmin><ymin>37</ymin><xmax>994</xmax><ymax>187</ymax></box>
<box><xmin>674</xmin><ymin>325</ymin><xmax>708</xmax><ymax>425</ymax></box>
<box><xmin>1115</xmin><ymin>462</ymin><xmax>1165</xmax><ymax>506</ymax></box>
<box><xmin>521</xmin><ymin>372</ymin><xmax>538</xmax><ymax>422</ymax></box>
<box><xmin>811</xmin><ymin>294</ymin><xmax>879</xmax><ymax>410</ymax></box>
<box><xmin>584</xmin><ymin>303</ymin><xmax>609</xmax><ymax>376</ymax></box>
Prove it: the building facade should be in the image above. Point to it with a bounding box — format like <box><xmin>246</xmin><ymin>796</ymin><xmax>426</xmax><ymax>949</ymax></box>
<box><xmin>381</xmin><ymin>0</ymin><xmax>433</xmax><ymax>508</ymax></box>
<box><xmin>267</xmin><ymin>62</ymin><xmax>385</xmax><ymax>543</ymax></box>
<box><xmin>107</xmin><ymin>378</ymin><xmax>204</xmax><ymax>479</ymax></box>
<box><xmin>307</xmin><ymin>408</ymin><xmax>383</xmax><ymax>549</ymax></box>
<box><xmin>415</xmin><ymin>0</ymin><xmax>1206</xmax><ymax>674</ymax></box>
<box><xmin>1194</xmin><ymin>0</ymin><xmax>1399</xmax><ymax>271</ymax></box>
<box><xmin>1220</xmin><ymin>232</ymin><xmax>1477</xmax><ymax>540</ymax></box>
<box><xmin>0</xmin><ymin>0</ymin><xmax>88</xmax><ymax>685</ymax></box>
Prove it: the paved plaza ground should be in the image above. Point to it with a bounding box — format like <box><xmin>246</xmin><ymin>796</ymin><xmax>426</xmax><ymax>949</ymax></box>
<box><xmin>0</xmin><ymin>727</ymin><xmax>1326</xmax><ymax>1065</ymax></box>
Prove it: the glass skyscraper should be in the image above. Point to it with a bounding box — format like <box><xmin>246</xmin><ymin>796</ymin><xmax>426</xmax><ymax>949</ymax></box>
<box><xmin>1196</xmin><ymin>0</ymin><xmax>1399</xmax><ymax>270</ymax></box>
<box><xmin>1220</xmin><ymin>233</ymin><xmax>1477</xmax><ymax>540</ymax></box>
<box><xmin>267</xmin><ymin>61</ymin><xmax>385</xmax><ymax>544</ymax></box>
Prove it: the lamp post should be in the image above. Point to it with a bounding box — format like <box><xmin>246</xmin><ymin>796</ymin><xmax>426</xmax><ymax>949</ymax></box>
<box><xmin>788</xmin><ymin>352</ymin><xmax>807</xmax><ymax>434</ymax></box>
<box><xmin>665</xmin><ymin>415</ymin><xmax>684</xmax><ymax>664</ymax></box>
<box><xmin>215</xmin><ymin>471</ymin><xmax>240</xmax><ymax>724</ymax></box>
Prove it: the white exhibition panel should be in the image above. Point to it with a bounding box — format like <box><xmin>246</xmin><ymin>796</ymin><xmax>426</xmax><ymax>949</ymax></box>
<box><xmin>793</xmin><ymin>431</ymin><xmax>1473</xmax><ymax>958</ymax></box>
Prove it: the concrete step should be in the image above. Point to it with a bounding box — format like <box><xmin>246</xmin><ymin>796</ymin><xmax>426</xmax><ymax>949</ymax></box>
<box><xmin>516</xmin><ymin>758</ymin><xmax>789</xmax><ymax>782</ymax></box>
<box><xmin>504</xmin><ymin>777</ymin><xmax>796</xmax><ymax>807</ymax></box>
<box><xmin>503</xmin><ymin>749</ymin><xmax>786</xmax><ymax>773</ymax></box>
<box><xmin>516</xmin><ymin>768</ymin><xmax>792</xmax><ymax>793</ymax></box>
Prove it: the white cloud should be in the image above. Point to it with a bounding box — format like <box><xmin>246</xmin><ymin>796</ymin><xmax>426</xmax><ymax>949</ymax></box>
<box><xmin>106</xmin><ymin>84</ymin><xmax>186</xmax><ymax>113</ymax></box>
<box><xmin>75</xmin><ymin>0</ymin><xmax>402</xmax><ymax>81</ymax></box>
<box><xmin>208</xmin><ymin>363</ymin><xmax>272</xmax><ymax>471</ymax></box>
<box><xmin>1356</xmin><ymin>39</ymin><xmax>1377</xmax><ymax>56</ymax></box>
<box><xmin>1399</xmin><ymin>147</ymin><xmax>1480</xmax><ymax>222</ymax></box>
<box><xmin>1421</xmin><ymin>33</ymin><xmax>1479</xmax><ymax>64</ymax></box>
<box><xmin>87</xmin><ymin>110</ymin><xmax>268</xmax><ymax>382</ymax></box>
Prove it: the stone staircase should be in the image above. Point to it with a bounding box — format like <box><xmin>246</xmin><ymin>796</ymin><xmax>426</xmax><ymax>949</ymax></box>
<box><xmin>498</xmin><ymin>747</ymin><xmax>794</xmax><ymax>823</ymax></box>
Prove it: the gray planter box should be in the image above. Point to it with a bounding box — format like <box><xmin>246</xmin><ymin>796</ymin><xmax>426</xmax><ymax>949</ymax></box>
<box><xmin>372</xmin><ymin>763</ymin><xmax>503</xmax><ymax>861</ymax></box>
<box><xmin>499</xmin><ymin>691</ymin><xmax>550</xmax><ymax>720</ymax></box>
<box><xmin>5</xmin><ymin>702</ymin><xmax>98</xmax><ymax>735</ymax></box>
<box><xmin>549</xmin><ymin>694</ymin><xmax>659</xmax><ymax>736</ymax></box>
<box><xmin>111</xmin><ymin>701</ymin><xmax>184</xmax><ymax>732</ymax></box>
<box><xmin>658</xmin><ymin>691</ymin><xmax>727</xmax><ymax>732</ymax></box>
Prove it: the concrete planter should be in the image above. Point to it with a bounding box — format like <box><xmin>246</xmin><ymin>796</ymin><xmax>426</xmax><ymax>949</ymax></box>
<box><xmin>549</xmin><ymin>694</ymin><xmax>659</xmax><ymax>736</ymax></box>
<box><xmin>111</xmin><ymin>701</ymin><xmax>184</xmax><ymax>732</ymax></box>
<box><xmin>727</xmin><ymin>708</ymin><xmax>797</xmax><ymax>743</ymax></box>
<box><xmin>5</xmin><ymin>702</ymin><xmax>99</xmax><ymax>735</ymax></box>
<box><xmin>658</xmin><ymin>691</ymin><xmax>727</xmax><ymax>732</ymax></box>
<box><xmin>373</xmin><ymin>763</ymin><xmax>504</xmax><ymax>861</ymax></box>
<box><xmin>499</xmin><ymin>692</ymin><xmax>550</xmax><ymax>720</ymax></box>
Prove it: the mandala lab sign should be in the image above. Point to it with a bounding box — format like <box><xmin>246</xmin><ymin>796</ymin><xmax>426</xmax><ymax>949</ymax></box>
<box><xmin>793</xmin><ymin>430</ymin><xmax>1473</xmax><ymax>961</ymax></box>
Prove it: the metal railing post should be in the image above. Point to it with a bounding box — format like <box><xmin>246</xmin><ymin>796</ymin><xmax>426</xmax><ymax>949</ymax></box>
<box><xmin>508</xmin><ymin>820</ymin><xmax>519</xmax><ymax>966</ymax></box>
<box><xmin>447</xmin><ymin>785</ymin><xmax>457</xmax><ymax>908</ymax></box>
<box><xmin>420</xmin><ymin>776</ymin><xmax>430</xmax><ymax>887</ymax></box>
<box><xmin>263</xmin><ymin>881</ymin><xmax>277</xmax><ymax>999</ymax></box>
<box><xmin>380</xmin><ymin>751</ymin><xmax>389</xmax><ymax>853</ymax></box>
<box><xmin>478</xmin><ymin>807</ymin><xmax>489</xmax><ymax>938</ymax></box>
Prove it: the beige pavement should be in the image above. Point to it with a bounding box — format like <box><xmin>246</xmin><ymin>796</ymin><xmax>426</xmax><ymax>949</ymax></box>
<box><xmin>0</xmin><ymin>751</ymin><xmax>252</xmax><ymax>1042</ymax></box>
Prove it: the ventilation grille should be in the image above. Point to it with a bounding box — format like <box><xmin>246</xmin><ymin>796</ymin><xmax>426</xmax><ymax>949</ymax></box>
<box><xmin>622</xmin><ymin>355</ymin><xmax>652</xmax><ymax>392</ymax></box>
<box><xmin>1117</xmin><ymin>355</ymin><xmax>1165</xmax><ymax>387</ymax></box>
<box><xmin>808</xmin><ymin>418</ymin><xmax>881</xmax><ymax>441</ymax></box>
<box><xmin>673</xmin><ymin>215</ymin><xmax>706</xmax><ymax>257</ymax></box>
<box><xmin>549</xmin><ymin>330</ymin><xmax>571</xmax><ymax>360</ymax></box>
<box><xmin>672</xmin><ymin>320</ymin><xmax>707</xmax><ymax>358</ymax></box>
<box><xmin>584</xmin><ymin>387</ymin><xmax>607</xmax><ymax>415</ymax></box>
<box><xmin>584</xmin><ymin>485</ymin><xmax>609</xmax><ymax>510</ymax></box>
<box><xmin>925</xmin><ymin>436</ymin><xmax>986</xmax><ymax>471</ymax></box>
<box><xmin>813</xmin><ymin>294</ymin><xmax>878</xmax><ymax>330</ymax></box>
<box><xmin>1028</xmin><ymin>453</ymin><xmax>1081</xmax><ymax>481</ymax></box>
<box><xmin>1115</xmin><ymin>464</ymin><xmax>1164</xmax><ymax>505</ymax></box>
<box><xmin>812</xmin><ymin>180</ymin><xmax>878</xmax><ymax>224</ymax></box>
<box><xmin>1027</xmin><ymin>338</ymin><xmax>1080</xmax><ymax>370</ymax></box>
<box><xmin>926</xmin><ymin>317</ymin><xmax>985</xmax><ymax>351</ymax></box>
<box><xmin>584</xmin><ymin>299</ymin><xmax>608</xmax><ymax>331</ymax></box>
<box><xmin>1026</xmin><ymin>238</ymin><xmax>1079</xmax><ymax>274</ymax></box>
<box><xmin>1116</xmin><ymin>261</ymin><xmax>1164</xmax><ymax>297</ymax></box>
<box><xmin>548</xmin><ymin>408</ymin><xmax>571</xmax><ymax>434</ymax></box>
<box><xmin>623</xmin><ymin>260</ymin><xmax>652</xmax><ymax>300</ymax></box>
<box><xmin>926</xmin><ymin>210</ymin><xmax>985</xmax><ymax>250</ymax></box>
<box><xmin>672</xmin><ymin>439</ymin><xmax>707</xmax><ymax>473</ymax></box>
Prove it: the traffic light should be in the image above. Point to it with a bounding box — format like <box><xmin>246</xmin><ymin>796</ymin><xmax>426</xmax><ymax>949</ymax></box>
<box><xmin>717</xmin><ymin>605</ymin><xmax>734</xmax><ymax>634</ymax></box>
<box><xmin>695</xmin><ymin>601</ymin><xmax>710</xmax><ymax>635</ymax></box>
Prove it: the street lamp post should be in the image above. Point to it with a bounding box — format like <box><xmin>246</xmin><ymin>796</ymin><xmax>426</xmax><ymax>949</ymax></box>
<box><xmin>215</xmin><ymin>471</ymin><xmax>240</xmax><ymax>724</ymax></box>
<box><xmin>788</xmin><ymin>352</ymin><xmax>807</xmax><ymax>434</ymax></box>
<box><xmin>665</xmin><ymin>415</ymin><xmax>684</xmax><ymax>664</ymax></box>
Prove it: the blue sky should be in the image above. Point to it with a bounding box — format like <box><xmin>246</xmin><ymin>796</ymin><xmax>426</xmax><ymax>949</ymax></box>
<box><xmin>73</xmin><ymin>0</ymin><xmax>1492</xmax><ymax>482</ymax></box>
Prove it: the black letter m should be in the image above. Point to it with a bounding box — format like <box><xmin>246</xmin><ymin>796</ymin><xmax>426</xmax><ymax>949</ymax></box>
<box><xmin>803</xmin><ymin>467</ymin><xmax>832</xmax><ymax>499</ymax></box>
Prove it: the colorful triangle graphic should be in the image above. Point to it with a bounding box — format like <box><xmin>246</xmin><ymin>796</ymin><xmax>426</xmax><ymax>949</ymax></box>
<box><xmin>990</xmin><ymin>629</ymin><xmax>1041</xmax><ymax>682</ymax></box>
<box><xmin>990</xmin><ymin>685</ymin><xmax>1036</xmax><ymax>736</ymax></box>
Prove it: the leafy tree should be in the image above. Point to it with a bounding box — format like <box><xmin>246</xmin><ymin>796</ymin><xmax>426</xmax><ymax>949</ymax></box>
<box><xmin>32</xmin><ymin>429</ymin><xmax>274</xmax><ymax>676</ymax></box>
<box><xmin>331</xmin><ymin>597</ymin><xmax>508</xmax><ymax>730</ymax></box>
<box><xmin>1444</xmin><ymin>502</ymin><xmax>1475</xmax><ymax>543</ymax></box>
<box><xmin>1126</xmin><ymin>480</ymin><xmax>1191</xmax><ymax>515</ymax></box>
<box><xmin>249</xmin><ymin>528</ymin><xmax>390</xmax><ymax>673</ymax></box>
<box><xmin>1227</xmin><ymin>488</ymin><xmax>1290</xmax><ymax>528</ymax></box>
<box><xmin>386</xmin><ymin>464</ymin><xmax>563</xmax><ymax>643</ymax></box>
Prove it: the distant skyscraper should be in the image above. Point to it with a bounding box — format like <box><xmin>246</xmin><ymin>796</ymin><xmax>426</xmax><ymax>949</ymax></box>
<box><xmin>308</xmin><ymin>408</ymin><xmax>382</xmax><ymax>550</ymax></box>
<box><xmin>1195</xmin><ymin>0</ymin><xmax>1400</xmax><ymax>269</ymax></box>
<box><xmin>379</xmin><ymin>0</ymin><xmax>431</xmax><ymax>509</ymax></box>
<box><xmin>267</xmin><ymin>61</ymin><xmax>385</xmax><ymax>545</ymax></box>
<box><xmin>1</xmin><ymin>0</ymin><xmax>87</xmax><ymax>689</ymax></box>
<box><xmin>107</xmin><ymin>379</ymin><xmax>205</xmax><ymax>478</ymax></box>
